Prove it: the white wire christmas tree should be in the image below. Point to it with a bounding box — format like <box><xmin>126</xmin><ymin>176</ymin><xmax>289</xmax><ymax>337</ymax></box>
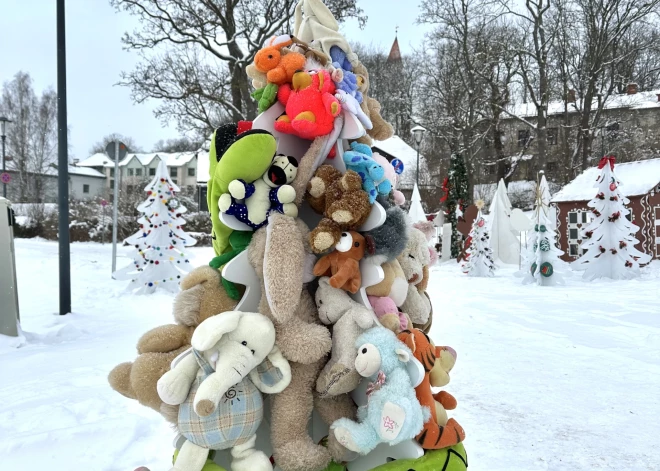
<box><xmin>113</xmin><ymin>161</ymin><xmax>196</xmax><ymax>294</ymax></box>
<box><xmin>523</xmin><ymin>172</ymin><xmax>564</xmax><ymax>286</ymax></box>
<box><xmin>574</xmin><ymin>156</ymin><xmax>651</xmax><ymax>280</ymax></box>
<box><xmin>462</xmin><ymin>201</ymin><xmax>497</xmax><ymax>277</ymax></box>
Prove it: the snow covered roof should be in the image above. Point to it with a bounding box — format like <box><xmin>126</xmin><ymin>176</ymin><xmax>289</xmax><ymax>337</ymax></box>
<box><xmin>67</xmin><ymin>166</ymin><xmax>105</xmax><ymax>178</ymax></box>
<box><xmin>552</xmin><ymin>158</ymin><xmax>660</xmax><ymax>203</ymax></box>
<box><xmin>507</xmin><ymin>89</ymin><xmax>660</xmax><ymax>118</ymax></box>
<box><xmin>372</xmin><ymin>135</ymin><xmax>429</xmax><ymax>187</ymax></box>
<box><xmin>77</xmin><ymin>153</ymin><xmax>111</xmax><ymax>167</ymax></box>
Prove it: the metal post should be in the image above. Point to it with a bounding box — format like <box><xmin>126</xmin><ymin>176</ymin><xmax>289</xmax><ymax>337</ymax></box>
<box><xmin>416</xmin><ymin>144</ymin><xmax>420</xmax><ymax>188</ymax></box>
<box><xmin>111</xmin><ymin>141</ymin><xmax>119</xmax><ymax>274</ymax></box>
<box><xmin>2</xmin><ymin>135</ymin><xmax>6</xmax><ymax>198</ymax></box>
<box><xmin>56</xmin><ymin>0</ymin><xmax>71</xmax><ymax>316</ymax></box>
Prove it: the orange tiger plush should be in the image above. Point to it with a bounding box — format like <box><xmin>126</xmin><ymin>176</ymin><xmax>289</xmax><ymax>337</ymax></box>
<box><xmin>397</xmin><ymin>329</ymin><xmax>466</xmax><ymax>450</ymax></box>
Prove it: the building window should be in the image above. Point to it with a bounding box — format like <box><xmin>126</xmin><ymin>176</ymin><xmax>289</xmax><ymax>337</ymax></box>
<box><xmin>567</xmin><ymin>210</ymin><xmax>592</xmax><ymax>257</ymax></box>
<box><xmin>582</xmin><ymin>212</ymin><xmax>589</xmax><ymax>223</ymax></box>
<box><xmin>569</xmin><ymin>212</ymin><xmax>578</xmax><ymax>224</ymax></box>
<box><xmin>569</xmin><ymin>228</ymin><xmax>579</xmax><ymax>240</ymax></box>
<box><xmin>172</xmin><ymin>179</ymin><xmax>178</xmax><ymax>185</ymax></box>
<box><xmin>547</xmin><ymin>128</ymin><xmax>558</xmax><ymax>146</ymax></box>
<box><xmin>128</xmin><ymin>168</ymin><xmax>134</xmax><ymax>176</ymax></box>
<box><xmin>170</xmin><ymin>167</ymin><xmax>177</xmax><ymax>178</ymax></box>
<box><xmin>518</xmin><ymin>129</ymin><xmax>530</xmax><ymax>147</ymax></box>
<box><xmin>110</xmin><ymin>180</ymin><xmax>114</xmax><ymax>189</ymax></box>
<box><xmin>149</xmin><ymin>168</ymin><xmax>156</xmax><ymax>176</ymax></box>
<box><xmin>188</xmin><ymin>168</ymin><xmax>195</xmax><ymax>177</ymax></box>
<box><xmin>547</xmin><ymin>162</ymin><xmax>557</xmax><ymax>171</ymax></box>
<box><xmin>110</xmin><ymin>168</ymin><xmax>115</xmax><ymax>177</ymax></box>
<box><xmin>83</xmin><ymin>184</ymin><xmax>90</xmax><ymax>194</ymax></box>
<box><xmin>135</xmin><ymin>168</ymin><xmax>142</xmax><ymax>177</ymax></box>
<box><xmin>569</xmin><ymin>244</ymin><xmax>579</xmax><ymax>256</ymax></box>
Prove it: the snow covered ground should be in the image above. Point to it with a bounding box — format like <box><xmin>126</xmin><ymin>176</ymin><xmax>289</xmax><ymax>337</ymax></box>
<box><xmin>1</xmin><ymin>239</ymin><xmax>659</xmax><ymax>470</ymax></box>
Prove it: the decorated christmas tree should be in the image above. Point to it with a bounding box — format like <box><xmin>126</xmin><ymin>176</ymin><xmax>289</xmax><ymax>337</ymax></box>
<box><xmin>523</xmin><ymin>173</ymin><xmax>564</xmax><ymax>285</ymax></box>
<box><xmin>113</xmin><ymin>161</ymin><xmax>196</xmax><ymax>294</ymax></box>
<box><xmin>462</xmin><ymin>201</ymin><xmax>496</xmax><ymax>277</ymax></box>
<box><xmin>446</xmin><ymin>153</ymin><xmax>469</xmax><ymax>258</ymax></box>
<box><xmin>574</xmin><ymin>156</ymin><xmax>651</xmax><ymax>280</ymax></box>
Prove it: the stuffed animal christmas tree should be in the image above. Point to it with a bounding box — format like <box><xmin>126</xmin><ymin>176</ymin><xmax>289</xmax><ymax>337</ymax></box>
<box><xmin>462</xmin><ymin>201</ymin><xmax>496</xmax><ymax>277</ymax></box>
<box><xmin>113</xmin><ymin>161</ymin><xmax>196</xmax><ymax>294</ymax></box>
<box><xmin>574</xmin><ymin>156</ymin><xmax>651</xmax><ymax>280</ymax></box>
<box><xmin>523</xmin><ymin>173</ymin><xmax>564</xmax><ymax>286</ymax></box>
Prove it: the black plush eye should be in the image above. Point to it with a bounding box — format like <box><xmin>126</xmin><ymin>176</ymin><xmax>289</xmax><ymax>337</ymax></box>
<box><xmin>319</xmin><ymin>300</ymin><xmax>323</xmax><ymax>305</ymax></box>
<box><xmin>354</xmin><ymin>242</ymin><xmax>360</xmax><ymax>247</ymax></box>
<box><xmin>409</xmin><ymin>254</ymin><xmax>415</xmax><ymax>259</ymax></box>
<box><xmin>241</xmin><ymin>341</ymin><xmax>248</xmax><ymax>346</ymax></box>
<box><xmin>362</xmin><ymin>347</ymin><xmax>367</xmax><ymax>354</ymax></box>
<box><xmin>268</xmin><ymin>54</ymin><xmax>273</xmax><ymax>59</ymax></box>
<box><xmin>251</xmin><ymin>349</ymin><xmax>255</xmax><ymax>355</ymax></box>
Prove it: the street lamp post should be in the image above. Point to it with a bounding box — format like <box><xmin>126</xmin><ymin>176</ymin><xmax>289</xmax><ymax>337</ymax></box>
<box><xmin>0</xmin><ymin>116</ymin><xmax>12</xmax><ymax>198</ymax></box>
<box><xmin>411</xmin><ymin>125</ymin><xmax>427</xmax><ymax>187</ymax></box>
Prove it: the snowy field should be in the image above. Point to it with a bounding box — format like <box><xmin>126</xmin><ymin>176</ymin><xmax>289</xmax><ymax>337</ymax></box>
<box><xmin>1</xmin><ymin>239</ymin><xmax>660</xmax><ymax>470</ymax></box>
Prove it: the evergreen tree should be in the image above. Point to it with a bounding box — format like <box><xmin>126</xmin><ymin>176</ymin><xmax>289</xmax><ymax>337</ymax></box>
<box><xmin>447</xmin><ymin>153</ymin><xmax>469</xmax><ymax>258</ymax></box>
<box><xmin>113</xmin><ymin>161</ymin><xmax>196</xmax><ymax>294</ymax></box>
<box><xmin>574</xmin><ymin>156</ymin><xmax>651</xmax><ymax>280</ymax></box>
<box><xmin>523</xmin><ymin>174</ymin><xmax>564</xmax><ymax>285</ymax></box>
<box><xmin>462</xmin><ymin>202</ymin><xmax>496</xmax><ymax>277</ymax></box>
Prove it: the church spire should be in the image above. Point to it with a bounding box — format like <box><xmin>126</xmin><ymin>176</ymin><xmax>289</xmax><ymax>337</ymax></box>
<box><xmin>387</xmin><ymin>28</ymin><xmax>402</xmax><ymax>63</ymax></box>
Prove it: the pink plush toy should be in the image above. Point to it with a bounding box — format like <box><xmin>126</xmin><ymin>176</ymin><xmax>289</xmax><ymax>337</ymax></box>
<box><xmin>371</xmin><ymin>152</ymin><xmax>405</xmax><ymax>206</ymax></box>
<box><xmin>413</xmin><ymin>220</ymin><xmax>439</xmax><ymax>267</ymax></box>
<box><xmin>368</xmin><ymin>295</ymin><xmax>410</xmax><ymax>333</ymax></box>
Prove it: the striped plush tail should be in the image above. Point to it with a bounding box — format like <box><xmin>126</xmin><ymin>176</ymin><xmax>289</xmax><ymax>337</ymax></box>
<box><xmin>416</xmin><ymin>418</ymin><xmax>466</xmax><ymax>450</ymax></box>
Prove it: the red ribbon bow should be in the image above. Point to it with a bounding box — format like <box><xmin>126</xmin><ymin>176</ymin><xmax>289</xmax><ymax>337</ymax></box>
<box><xmin>598</xmin><ymin>156</ymin><xmax>616</xmax><ymax>170</ymax></box>
<box><xmin>366</xmin><ymin>370</ymin><xmax>386</xmax><ymax>398</ymax></box>
<box><xmin>439</xmin><ymin>177</ymin><xmax>450</xmax><ymax>203</ymax></box>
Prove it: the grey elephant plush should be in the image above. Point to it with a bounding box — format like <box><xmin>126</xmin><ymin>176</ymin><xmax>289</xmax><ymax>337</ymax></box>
<box><xmin>157</xmin><ymin>311</ymin><xmax>291</xmax><ymax>471</ymax></box>
<box><xmin>315</xmin><ymin>277</ymin><xmax>375</xmax><ymax>397</ymax></box>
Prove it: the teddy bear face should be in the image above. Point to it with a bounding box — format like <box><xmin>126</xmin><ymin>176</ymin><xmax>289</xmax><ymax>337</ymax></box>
<box><xmin>262</xmin><ymin>154</ymin><xmax>298</xmax><ymax>188</ymax></box>
<box><xmin>335</xmin><ymin>231</ymin><xmax>365</xmax><ymax>259</ymax></box>
<box><xmin>398</xmin><ymin>229</ymin><xmax>431</xmax><ymax>285</ymax></box>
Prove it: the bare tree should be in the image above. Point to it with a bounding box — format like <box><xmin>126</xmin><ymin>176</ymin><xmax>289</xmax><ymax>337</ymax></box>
<box><xmin>152</xmin><ymin>136</ymin><xmax>203</xmax><ymax>153</ymax></box>
<box><xmin>89</xmin><ymin>133</ymin><xmax>143</xmax><ymax>155</ymax></box>
<box><xmin>111</xmin><ymin>0</ymin><xmax>366</xmax><ymax>136</ymax></box>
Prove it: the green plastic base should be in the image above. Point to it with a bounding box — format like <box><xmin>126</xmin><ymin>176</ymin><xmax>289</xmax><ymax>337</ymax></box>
<box><xmin>369</xmin><ymin>444</ymin><xmax>468</xmax><ymax>471</ymax></box>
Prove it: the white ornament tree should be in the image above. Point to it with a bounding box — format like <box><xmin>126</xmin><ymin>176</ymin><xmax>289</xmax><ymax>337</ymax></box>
<box><xmin>462</xmin><ymin>202</ymin><xmax>496</xmax><ymax>277</ymax></box>
<box><xmin>574</xmin><ymin>156</ymin><xmax>651</xmax><ymax>280</ymax></box>
<box><xmin>488</xmin><ymin>179</ymin><xmax>520</xmax><ymax>264</ymax></box>
<box><xmin>408</xmin><ymin>183</ymin><xmax>426</xmax><ymax>223</ymax></box>
<box><xmin>113</xmin><ymin>161</ymin><xmax>197</xmax><ymax>294</ymax></box>
<box><xmin>523</xmin><ymin>174</ymin><xmax>564</xmax><ymax>285</ymax></box>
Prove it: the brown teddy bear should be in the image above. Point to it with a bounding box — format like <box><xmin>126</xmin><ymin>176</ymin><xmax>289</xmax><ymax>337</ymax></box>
<box><xmin>306</xmin><ymin>165</ymin><xmax>371</xmax><ymax>253</ymax></box>
<box><xmin>107</xmin><ymin>266</ymin><xmax>237</xmax><ymax>423</ymax></box>
<box><xmin>313</xmin><ymin>231</ymin><xmax>366</xmax><ymax>293</ymax></box>
<box><xmin>352</xmin><ymin>61</ymin><xmax>394</xmax><ymax>145</ymax></box>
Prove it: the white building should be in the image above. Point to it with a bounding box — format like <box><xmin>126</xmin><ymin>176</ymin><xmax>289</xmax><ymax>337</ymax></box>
<box><xmin>4</xmin><ymin>164</ymin><xmax>106</xmax><ymax>203</ymax></box>
<box><xmin>77</xmin><ymin>151</ymin><xmax>200</xmax><ymax>196</ymax></box>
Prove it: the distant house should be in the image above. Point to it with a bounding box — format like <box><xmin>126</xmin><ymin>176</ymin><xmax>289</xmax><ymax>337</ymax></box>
<box><xmin>77</xmin><ymin>151</ymin><xmax>201</xmax><ymax>198</ymax></box>
<box><xmin>4</xmin><ymin>164</ymin><xmax>106</xmax><ymax>203</ymax></box>
<box><xmin>551</xmin><ymin>158</ymin><xmax>660</xmax><ymax>261</ymax></box>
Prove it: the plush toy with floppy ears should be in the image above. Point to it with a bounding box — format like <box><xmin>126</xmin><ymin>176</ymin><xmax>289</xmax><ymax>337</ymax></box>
<box><xmin>313</xmin><ymin>231</ymin><xmax>366</xmax><ymax>293</ymax></box>
<box><xmin>157</xmin><ymin>311</ymin><xmax>292</xmax><ymax>471</ymax></box>
<box><xmin>306</xmin><ymin>165</ymin><xmax>372</xmax><ymax>253</ymax></box>
<box><xmin>367</xmin><ymin>295</ymin><xmax>411</xmax><ymax>334</ymax></box>
<box><xmin>254</xmin><ymin>35</ymin><xmax>306</xmax><ymax>86</ymax></box>
<box><xmin>275</xmin><ymin>69</ymin><xmax>342</xmax><ymax>140</ymax></box>
<box><xmin>219</xmin><ymin>155</ymin><xmax>299</xmax><ymax>230</ymax></box>
<box><xmin>343</xmin><ymin>142</ymin><xmax>388</xmax><ymax>204</ymax></box>
<box><xmin>315</xmin><ymin>277</ymin><xmax>375</xmax><ymax>397</ymax></box>
<box><xmin>330</xmin><ymin>327</ymin><xmax>428</xmax><ymax>455</ymax></box>
<box><xmin>397</xmin><ymin>227</ymin><xmax>433</xmax><ymax>330</ymax></box>
<box><xmin>397</xmin><ymin>329</ymin><xmax>465</xmax><ymax>450</ymax></box>
<box><xmin>107</xmin><ymin>266</ymin><xmax>238</xmax><ymax>424</ymax></box>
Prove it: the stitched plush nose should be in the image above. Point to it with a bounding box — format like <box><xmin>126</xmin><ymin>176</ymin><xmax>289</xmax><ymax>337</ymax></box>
<box><xmin>293</xmin><ymin>71</ymin><xmax>312</xmax><ymax>90</ymax></box>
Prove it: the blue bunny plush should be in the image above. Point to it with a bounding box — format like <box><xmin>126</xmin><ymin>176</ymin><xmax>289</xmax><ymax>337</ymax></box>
<box><xmin>330</xmin><ymin>327</ymin><xmax>429</xmax><ymax>455</ymax></box>
<box><xmin>343</xmin><ymin>142</ymin><xmax>388</xmax><ymax>204</ymax></box>
<box><xmin>330</xmin><ymin>46</ymin><xmax>363</xmax><ymax>104</ymax></box>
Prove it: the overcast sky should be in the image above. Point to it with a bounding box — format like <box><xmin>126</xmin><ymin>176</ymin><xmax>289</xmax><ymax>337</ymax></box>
<box><xmin>1</xmin><ymin>0</ymin><xmax>428</xmax><ymax>160</ymax></box>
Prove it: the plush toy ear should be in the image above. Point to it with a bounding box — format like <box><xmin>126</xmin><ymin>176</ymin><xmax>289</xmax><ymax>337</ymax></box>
<box><xmin>250</xmin><ymin>346</ymin><xmax>292</xmax><ymax>394</ymax></box>
<box><xmin>400</xmin><ymin>332</ymin><xmax>416</xmax><ymax>353</ymax></box>
<box><xmin>395</xmin><ymin>348</ymin><xmax>410</xmax><ymax>363</ymax></box>
<box><xmin>270</xmin><ymin>34</ymin><xmax>294</xmax><ymax>48</ymax></box>
<box><xmin>191</xmin><ymin>311</ymin><xmax>243</xmax><ymax>351</ymax></box>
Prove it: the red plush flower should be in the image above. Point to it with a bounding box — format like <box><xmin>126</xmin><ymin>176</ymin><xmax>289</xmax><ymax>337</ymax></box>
<box><xmin>274</xmin><ymin>69</ymin><xmax>341</xmax><ymax>140</ymax></box>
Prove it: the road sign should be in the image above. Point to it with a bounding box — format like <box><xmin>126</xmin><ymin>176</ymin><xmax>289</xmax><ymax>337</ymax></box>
<box><xmin>1</xmin><ymin>173</ymin><xmax>11</xmax><ymax>184</ymax></box>
<box><xmin>105</xmin><ymin>141</ymin><xmax>128</xmax><ymax>162</ymax></box>
<box><xmin>100</xmin><ymin>199</ymin><xmax>108</xmax><ymax>207</ymax></box>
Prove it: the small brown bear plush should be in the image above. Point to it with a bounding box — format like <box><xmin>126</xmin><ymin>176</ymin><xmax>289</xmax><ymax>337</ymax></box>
<box><xmin>306</xmin><ymin>165</ymin><xmax>372</xmax><ymax>253</ymax></box>
<box><xmin>107</xmin><ymin>266</ymin><xmax>237</xmax><ymax>423</ymax></box>
<box><xmin>313</xmin><ymin>231</ymin><xmax>366</xmax><ymax>293</ymax></box>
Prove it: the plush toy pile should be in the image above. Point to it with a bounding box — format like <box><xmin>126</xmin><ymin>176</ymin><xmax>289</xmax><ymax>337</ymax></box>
<box><xmin>109</xmin><ymin>2</ymin><xmax>467</xmax><ymax>470</ymax></box>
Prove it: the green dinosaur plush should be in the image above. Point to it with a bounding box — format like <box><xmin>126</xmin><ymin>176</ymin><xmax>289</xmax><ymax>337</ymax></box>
<box><xmin>252</xmin><ymin>83</ymin><xmax>279</xmax><ymax>113</ymax></box>
<box><xmin>207</xmin><ymin>128</ymin><xmax>277</xmax><ymax>256</ymax></box>
<box><xmin>209</xmin><ymin>231</ymin><xmax>254</xmax><ymax>299</ymax></box>
<box><xmin>370</xmin><ymin>444</ymin><xmax>468</xmax><ymax>471</ymax></box>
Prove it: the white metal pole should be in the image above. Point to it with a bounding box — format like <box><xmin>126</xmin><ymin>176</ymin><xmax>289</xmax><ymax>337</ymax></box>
<box><xmin>111</xmin><ymin>140</ymin><xmax>119</xmax><ymax>275</ymax></box>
